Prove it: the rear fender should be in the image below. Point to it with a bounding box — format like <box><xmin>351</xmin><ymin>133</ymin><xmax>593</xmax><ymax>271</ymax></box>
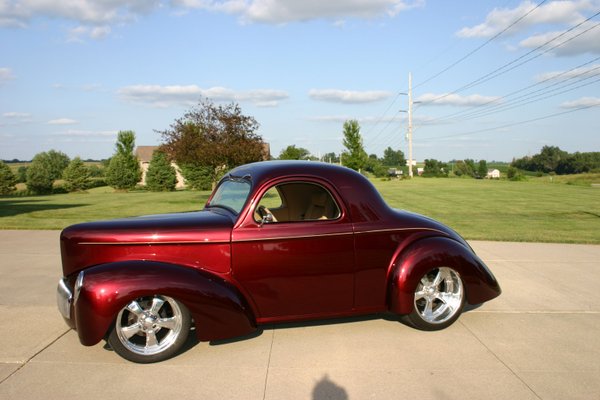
<box><xmin>74</xmin><ymin>261</ymin><xmax>256</xmax><ymax>346</ymax></box>
<box><xmin>388</xmin><ymin>237</ymin><xmax>501</xmax><ymax>315</ymax></box>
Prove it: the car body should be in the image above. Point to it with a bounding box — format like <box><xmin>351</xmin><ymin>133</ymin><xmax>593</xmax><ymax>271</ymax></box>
<box><xmin>57</xmin><ymin>161</ymin><xmax>501</xmax><ymax>363</ymax></box>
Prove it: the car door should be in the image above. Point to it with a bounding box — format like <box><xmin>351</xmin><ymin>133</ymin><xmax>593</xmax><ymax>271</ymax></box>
<box><xmin>230</xmin><ymin>179</ymin><xmax>355</xmax><ymax>321</ymax></box>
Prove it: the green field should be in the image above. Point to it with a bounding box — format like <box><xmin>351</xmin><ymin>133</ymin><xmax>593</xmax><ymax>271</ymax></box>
<box><xmin>0</xmin><ymin>178</ymin><xmax>599</xmax><ymax>244</ymax></box>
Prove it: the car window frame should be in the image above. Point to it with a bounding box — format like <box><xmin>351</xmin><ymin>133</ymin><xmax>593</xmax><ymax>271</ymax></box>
<box><xmin>252</xmin><ymin>179</ymin><xmax>344</xmax><ymax>225</ymax></box>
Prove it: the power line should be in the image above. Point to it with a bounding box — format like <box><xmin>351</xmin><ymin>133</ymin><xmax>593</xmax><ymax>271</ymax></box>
<box><xmin>414</xmin><ymin>0</ymin><xmax>549</xmax><ymax>90</ymax></box>
<box><xmin>418</xmin><ymin>57</ymin><xmax>600</xmax><ymax>126</ymax></box>
<box><xmin>456</xmin><ymin>71</ymin><xmax>600</xmax><ymax>121</ymax></box>
<box><xmin>419</xmin><ymin>104</ymin><xmax>597</xmax><ymax>141</ymax></box>
<box><xmin>422</xmin><ymin>11</ymin><xmax>600</xmax><ymax>107</ymax></box>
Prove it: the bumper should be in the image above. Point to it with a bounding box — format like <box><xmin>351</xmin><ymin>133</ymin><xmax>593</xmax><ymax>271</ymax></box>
<box><xmin>57</xmin><ymin>278</ymin><xmax>73</xmax><ymax>319</ymax></box>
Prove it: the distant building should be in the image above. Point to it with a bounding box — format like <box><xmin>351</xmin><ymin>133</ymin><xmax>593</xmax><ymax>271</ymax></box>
<box><xmin>135</xmin><ymin>146</ymin><xmax>185</xmax><ymax>189</ymax></box>
<box><xmin>486</xmin><ymin>169</ymin><xmax>501</xmax><ymax>179</ymax></box>
<box><xmin>136</xmin><ymin>142</ymin><xmax>270</xmax><ymax>189</ymax></box>
<box><xmin>417</xmin><ymin>167</ymin><xmax>424</xmax><ymax>176</ymax></box>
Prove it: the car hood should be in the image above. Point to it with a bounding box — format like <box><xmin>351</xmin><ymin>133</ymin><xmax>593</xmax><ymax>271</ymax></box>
<box><xmin>61</xmin><ymin>210</ymin><xmax>234</xmax><ymax>245</ymax></box>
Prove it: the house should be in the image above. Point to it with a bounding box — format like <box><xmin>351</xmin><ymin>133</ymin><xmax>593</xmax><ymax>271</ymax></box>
<box><xmin>135</xmin><ymin>146</ymin><xmax>186</xmax><ymax>189</ymax></box>
<box><xmin>486</xmin><ymin>169</ymin><xmax>500</xmax><ymax>179</ymax></box>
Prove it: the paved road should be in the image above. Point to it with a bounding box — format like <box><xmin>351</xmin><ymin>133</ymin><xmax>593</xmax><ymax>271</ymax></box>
<box><xmin>0</xmin><ymin>230</ymin><xmax>598</xmax><ymax>400</ymax></box>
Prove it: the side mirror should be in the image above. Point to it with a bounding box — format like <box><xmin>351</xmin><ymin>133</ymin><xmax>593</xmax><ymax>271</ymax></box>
<box><xmin>260</xmin><ymin>213</ymin><xmax>274</xmax><ymax>227</ymax></box>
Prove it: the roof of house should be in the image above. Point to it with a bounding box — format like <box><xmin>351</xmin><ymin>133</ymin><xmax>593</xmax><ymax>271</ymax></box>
<box><xmin>135</xmin><ymin>146</ymin><xmax>159</xmax><ymax>162</ymax></box>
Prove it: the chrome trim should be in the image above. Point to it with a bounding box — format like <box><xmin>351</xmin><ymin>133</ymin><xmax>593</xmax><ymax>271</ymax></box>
<box><xmin>233</xmin><ymin>231</ymin><xmax>354</xmax><ymax>243</ymax></box>
<box><xmin>74</xmin><ymin>271</ymin><xmax>84</xmax><ymax>304</ymax></box>
<box><xmin>77</xmin><ymin>240</ymin><xmax>230</xmax><ymax>245</ymax></box>
<box><xmin>354</xmin><ymin>227</ymin><xmax>447</xmax><ymax>235</ymax></box>
<box><xmin>57</xmin><ymin>278</ymin><xmax>73</xmax><ymax>319</ymax></box>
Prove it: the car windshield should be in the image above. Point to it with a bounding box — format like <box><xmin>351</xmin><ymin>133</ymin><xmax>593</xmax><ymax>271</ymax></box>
<box><xmin>207</xmin><ymin>178</ymin><xmax>251</xmax><ymax>214</ymax></box>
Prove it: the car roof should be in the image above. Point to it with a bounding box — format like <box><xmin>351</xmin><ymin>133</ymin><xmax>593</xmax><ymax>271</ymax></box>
<box><xmin>225</xmin><ymin>161</ymin><xmax>390</xmax><ymax>222</ymax></box>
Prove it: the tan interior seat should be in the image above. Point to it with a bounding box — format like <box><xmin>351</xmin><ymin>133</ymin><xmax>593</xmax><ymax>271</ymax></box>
<box><xmin>304</xmin><ymin>192</ymin><xmax>335</xmax><ymax>220</ymax></box>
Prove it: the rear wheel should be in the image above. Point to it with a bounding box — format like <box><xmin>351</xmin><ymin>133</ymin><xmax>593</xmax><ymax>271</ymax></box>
<box><xmin>108</xmin><ymin>295</ymin><xmax>190</xmax><ymax>363</ymax></box>
<box><xmin>406</xmin><ymin>267</ymin><xmax>465</xmax><ymax>331</ymax></box>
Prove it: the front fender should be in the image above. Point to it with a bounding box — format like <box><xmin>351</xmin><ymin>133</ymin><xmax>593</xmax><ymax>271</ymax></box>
<box><xmin>388</xmin><ymin>237</ymin><xmax>501</xmax><ymax>315</ymax></box>
<box><xmin>74</xmin><ymin>261</ymin><xmax>256</xmax><ymax>346</ymax></box>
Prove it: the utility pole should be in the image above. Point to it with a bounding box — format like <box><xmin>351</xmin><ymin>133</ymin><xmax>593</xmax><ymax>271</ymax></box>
<box><xmin>407</xmin><ymin>72</ymin><xmax>414</xmax><ymax>178</ymax></box>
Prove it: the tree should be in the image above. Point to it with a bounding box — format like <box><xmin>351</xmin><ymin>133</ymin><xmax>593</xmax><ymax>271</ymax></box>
<box><xmin>365</xmin><ymin>155</ymin><xmax>387</xmax><ymax>177</ymax></box>
<box><xmin>0</xmin><ymin>161</ymin><xmax>17</xmax><ymax>195</ymax></box>
<box><xmin>146</xmin><ymin>150</ymin><xmax>177</xmax><ymax>191</ymax></box>
<box><xmin>341</xmin><ymin>120</ymin><xmax>368</xmax><ymax>172</ymax></box>
<box><xmin>24</xmin><ymin>150</ymin><xmax>70</xmax><ymax>194</ymax></box>
<box><xmin>534</xmin><ymin>145</ymin><xmax>569</xmax><ymax>173</ymax></box>
<box><xmin>160</xmin><ymin>99</ymin><xmax>264</xmax><ymax>187</ymax></box>
<box><xmin>507</xmin><ymin>166</ymin><xmax>525</xmax><ymax>181</ymax></box>
<box><xmin>16</xmin><ymin>166</ymin><xmax>27</xmax><ymax>183</ymax></box>
<box><xmin>179</xmin><ymin>163</ymin><xmax>213</xmax><ymax>190</ymax></box>
<box><xmin>322</xmin><ymin>152</ymin><xmax>339</xmax><ymax>164</ymax></box>
<box><xmin>382</xmin><ymin>147</ymin><xmax>406</xmax><ymax>167</ymax></box>
<box><xmin>279</xmin><ymin>145</ymin><xmax>310</xmax><ymax>160</ymax></box>
<box><xmin>63</xmin><ymin>157</ymin><xmax>91</xmax><ymax>192</ymax></box>
<box><xmin>105</xmin><ymin>130</ymin><xmax>142</xmax><ymax>190</ymax></box>
<box><xmin>423</xmin><ymin>159</ymin><xmax>449</xmax><ymax>177</ymax></box>
<box><xmin>26</xmin><ymin>155</ymin><xmax>54</xmax><ymax>194</ymax></box>
<box><xmin>43</xmin><ymin>150</ymin><xmax>70</xmax><ymax>180</ymax></box>
<box><xmin>477</xmin><ymin>160</ymin><xmax>488</xmax><ymax>178</ymax></box>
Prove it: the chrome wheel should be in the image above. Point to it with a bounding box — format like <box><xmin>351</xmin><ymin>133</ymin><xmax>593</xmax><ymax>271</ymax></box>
<box><xmin>108</xmin><ymin>295</ymin><xmax>190</xmax><ymax>363</ymax></box>
<box><xmin>408</xmin><ymin>267</ymin><xmax>464</xmax><ymax>330</ymax></box>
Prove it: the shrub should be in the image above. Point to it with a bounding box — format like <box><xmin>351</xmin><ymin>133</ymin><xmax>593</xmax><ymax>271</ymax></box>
<box><xmin>63</xmin><ymin>157</ymin><xmax>92</xmax><ymax>192</ymax></box>
<box><xmin>26</xmin><ymin>158</ymin><xmax>54</xmax><ymax>194</ymax></box>
<box><xmin>507</xmin><ymin>166</ymin><xmax>526</xmax><ymax>181</ymax></box>
<box><xmin>0</xmin><ymin>161</ymin><xmax>17</xmax><ymax>195</ymax></box>
<box><xmin>180</xmin><ymin>163</ymin><xmax>213</xmax><ymax>190</ymax></box>
<box><xmin>146</xmin><ymin>151</ymin><xmax>177</xmax><ymax>191</ymax></box>
<box><xmin>105</xmin><ymin>131</ymin><xmax>141</xmax><ymax>190</ymax></box>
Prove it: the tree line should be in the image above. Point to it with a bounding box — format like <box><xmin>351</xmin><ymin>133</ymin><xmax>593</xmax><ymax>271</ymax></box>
<box><xmin>511</xmin><ymin>146</ymin><xmax>600</xmax><ymax>175</ymax></box>
<box><xmin>2</xmin><ymin>99</ymin><xmax>597</xmax><ymax>196</ymax></box>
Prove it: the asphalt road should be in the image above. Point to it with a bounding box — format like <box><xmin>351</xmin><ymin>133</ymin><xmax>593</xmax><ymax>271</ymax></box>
<box><xmin>0</xmin><ymin>230</ymin><xmax>599</xmax><ymax>400</ymax></box>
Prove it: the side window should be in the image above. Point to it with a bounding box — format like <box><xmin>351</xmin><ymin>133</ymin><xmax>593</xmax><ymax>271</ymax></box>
<box><xmin>254</xmin><ymin>182</ymin><xmax>341</xmax><ymax>223</ymax></box>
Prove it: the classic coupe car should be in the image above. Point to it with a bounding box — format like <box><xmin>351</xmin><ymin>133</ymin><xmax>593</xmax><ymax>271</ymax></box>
<box><xmin>57</xmin><ymin>161</ymin><xmax>501</xmax><ymax>363</ymax></box>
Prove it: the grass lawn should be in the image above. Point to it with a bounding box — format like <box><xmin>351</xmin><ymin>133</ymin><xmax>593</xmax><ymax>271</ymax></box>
<box><xmin>372</xmin><ymin>178</ymin><xmax>599</xmax><ymax>244</ymax></box>
<box><xmin>0</xmin><ymin>178</ymin><xmax>599</xmax><ymax>244</ymax></box>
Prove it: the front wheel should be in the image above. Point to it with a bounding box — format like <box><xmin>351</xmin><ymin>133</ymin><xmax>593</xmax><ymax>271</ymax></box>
<box><xmin>406</xmin><ymin>267</ymin><xmax>465</xmax><ymax>331</ymax></box>
<box><xmin>107</xmin><ymin>295</ymin><xmax>191</xmax><ymax>363</ymax></box>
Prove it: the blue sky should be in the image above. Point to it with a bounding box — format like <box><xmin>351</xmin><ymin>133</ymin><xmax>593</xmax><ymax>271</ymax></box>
<box><xmin>1</xmin><ymin>0</ymin><xmax>599</xmax><ymax>162</ymax></box>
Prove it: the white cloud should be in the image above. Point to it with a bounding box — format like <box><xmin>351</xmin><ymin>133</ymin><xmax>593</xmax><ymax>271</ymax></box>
<box><xmin>0</xmin><ymin>67</ymin><xmax>15</xmax><ymax>83</ymax></box>
<box><xmin>173</xmin><ymin>0</ymin><xmax>424</xmax><ymax>24</ymax></box>
<box><xmin>519</xmin><ymin>22</ymin><xmax>600</xmax><ymax>56</ymax></box>
<box><xmin>68</xmin><ymin>25</ymin><xmax>111</xmax><ymax>42</ymax></box>
<box><xmin>457</xmin><ymin>0</ymin><xmax>594</xmax><ymax>38</ymax></box>
<box><xmin>561</xmin><ymin>96</ymin><xmax>600</xmax><ymax>108</ymax></box>
<box><xmin>48</xmin><ymin>118</ymin><xmax>78</xmax><ymax>125</ymax></box>
<box><xmin>416</xmin><ymin>93</ymin><xmax>502</xmax><ymax>107</ymax></box>
<box><xmin>118</xmin><ymin>84</ymin><xmax>289</xmax><ymax>107</ymax></box>
<box><xmin>536</xmin><ymin>63</ymin><xmax>600</xmax><ymax>81</ymax></box>
<box><xmin>3</xmin><ymin>111</ymin><xmax>30</xmax><ymax>118</ymax></box>
<box><xmin>309</xmin><ymin>115</ymin><xmax>404</xmax><ymax>124</ymax></box>
<box><xmin>59</xmin><ymin>130</ymin><xmax>117</xmax><ymax>137</ymax></box>
<box><xmin>0</xmin><ymin>0</ymin><xmax>161</xmax><ymax>28</ymax></box>
<box><xmin>1</xmin><ymin>0</ymin><xmax>423</xmax><ymax>29</ymax></box>
<box><xmin>309</xmin><ymin>89</ymin><xmax>391</xmax><ymax>104</ymax></box>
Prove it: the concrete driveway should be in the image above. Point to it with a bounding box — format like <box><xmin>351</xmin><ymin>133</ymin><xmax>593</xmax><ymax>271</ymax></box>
<box><xmin>0</xmin><ymin>230</ymin><xmax>598</xmax><ymax>400</ymax></box>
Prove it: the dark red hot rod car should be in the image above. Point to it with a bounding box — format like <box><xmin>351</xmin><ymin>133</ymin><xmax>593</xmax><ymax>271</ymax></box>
<box><xmin>57</xmin><ymin>161</ymin><xmax>501</xmax><ymax>363</ymax></box>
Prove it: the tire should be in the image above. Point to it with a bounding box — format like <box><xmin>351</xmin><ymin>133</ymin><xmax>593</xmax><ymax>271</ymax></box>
<box><xmin>107</xmin><ymin>295</ymin><xmax>191</xmax><ymax>363</ymax></box>
<box><xmin>406</xmin><ymin>267</ymin><xmax>465</xmax><ymax>331</ymax></box>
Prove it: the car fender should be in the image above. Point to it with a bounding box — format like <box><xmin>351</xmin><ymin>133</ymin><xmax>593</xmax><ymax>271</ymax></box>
<box><xmin>74</xmin><ymin>261</ymin><xmax>256</xmax><ymax>346</ymax></box>
<box><xmin>387</xmin><ymin>236</ymin><xmax>501</xmax><ymax>315</ymax></box>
